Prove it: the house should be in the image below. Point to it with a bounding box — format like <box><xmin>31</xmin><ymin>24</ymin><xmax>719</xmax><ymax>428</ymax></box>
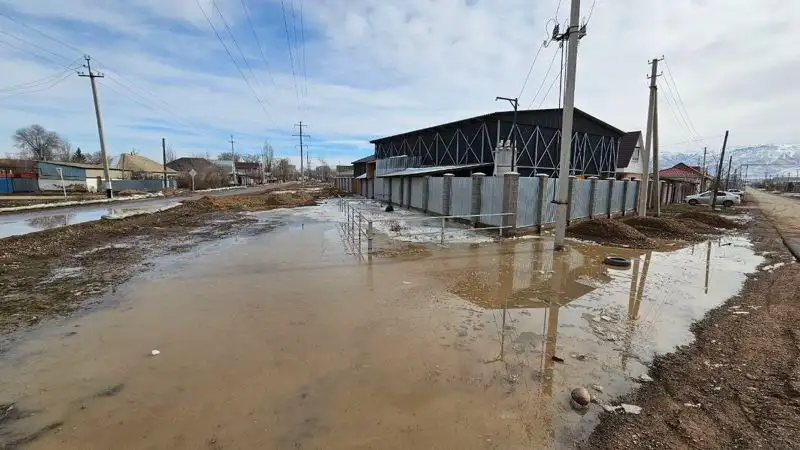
<box><xmin>235</xmin><ymin>161</ymin><xmax>263</xmax><ymax>185</ymax></box>
<box><xmin>616</xmin><ymin>131</ymin><xmax>644</xmax><ymax>180</ymax></box>
<box><xmin>657</xmin><ymin>163</ymin><xmax>713</xmax><ymax>205</ymax></box>
<box><xmin>38</xmin><ymin>161</ymin><xmax>130</xmax><ymax>192</ymax></box>
<box><xmin>166</xmin><ymin>157</ymin><xmax>217</xmax><ymax>173</ymax></box>
<box><xmin>0</xmin><ymin>159</ymin><xmax>38</xmax><ymax>193</ymax></box>
<box><xmin>116</xmin><ymin>152</ymin><xmax>178</xmax><ymax>180</ymax></box>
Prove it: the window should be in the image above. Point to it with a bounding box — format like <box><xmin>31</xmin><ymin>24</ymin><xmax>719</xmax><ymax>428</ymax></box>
<box><xmin>631</xmin><ymin>147</ymin><xmax>640</xmax><ymax>162</ymax></box>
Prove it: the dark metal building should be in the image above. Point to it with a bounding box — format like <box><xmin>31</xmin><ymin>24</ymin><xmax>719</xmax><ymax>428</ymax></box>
<box><xmin>371</xmin><ymin>108</ymin><xmax>627</xmax><ymax>178</ymax></box>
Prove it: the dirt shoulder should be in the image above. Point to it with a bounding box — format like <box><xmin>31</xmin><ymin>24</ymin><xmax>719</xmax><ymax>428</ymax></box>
<box><xmin>585</xmin><ymin>206</ymin><xmax>800</xmax><ymax>449</ymax></box>
<box><xmin>0</xmin><ymin>184</ymin><xmax>337</xmax><ymax>346</ymax></box>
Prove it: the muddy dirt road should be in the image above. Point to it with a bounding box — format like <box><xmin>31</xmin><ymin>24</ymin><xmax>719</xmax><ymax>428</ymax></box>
<box><xmin>748</xmin><ymin>188</ymin><xmax>800</xmax><ymax>256</ymax></box>
<box><xmin>0</xmin><ymin>199</ymin><xmax>766</xmax><ymax>449</ymax></box>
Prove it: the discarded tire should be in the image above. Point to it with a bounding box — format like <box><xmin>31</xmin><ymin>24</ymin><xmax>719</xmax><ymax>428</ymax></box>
<box><xmin>603</xmin><ymin>256</ymin><xmax>631</xmax><ymax>267</ymax></box>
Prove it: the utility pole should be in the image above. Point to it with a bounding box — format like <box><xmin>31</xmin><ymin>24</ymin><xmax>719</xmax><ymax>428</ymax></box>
<box><xmin>701</xmin><ymin>146</ymin><xmax>707</xmax><ymax>191</ymax></box>
<box><xmin>293</xmin><ymin>122</ymin><xmax>309</xmax><ymax>183</ymax></box>
<box><xmin>162</xmin><ymin>137</ymin><xmax>167</xmax><ymax>189</ymax></box>
<box><xmin>652</xmin><ymin>81</ymin><xmax>661</xmax><ymax>216</ymax></box>
<box><xmin>553</xmin><ymin>0</ymin><xmax>583</xmax><ymax>250</ymax></box>
<box><xmin>637</xmin><ymin>56</ymin><xmax>662</xmax><ymax>216</ymax></box>
<box><xmin>79</xmin><ymin>55</ymin><xmax>113</xmax><ymax>198</ymax></box>
<box><xmin>710</xmin><ymin>130</ymin><xmax>729</xmax><ymax>210</ymax></box>
<box><xmin>495</xmin><ymin>96</ymin><xmax>519</xmax><ymax>172</ymax></box>
<box><xmin>724</xmin><ymin>155</ymin><xmax>733</xmax><ymax>190</ymax></box>
<box><xmin>228</xmin><ymin>135</ymin><xmax>236</xmax><ymax>185</ymax></box>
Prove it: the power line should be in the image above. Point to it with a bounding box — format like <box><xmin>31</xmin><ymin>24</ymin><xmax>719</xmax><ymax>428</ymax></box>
<box><xmin>658</xmin><ymin>77</ymin><xmax>695</xmax><ymax>142</ymax></box>
<box><xmin>584</xmin><ymin>0</ymin><xmax>599</xmax><ymax>24</ymax></box>
<box><xmin>0</xmin><ymin>11</ymin><xmax>83</xmax><ymax>55</ymax></box>
<box><xmin>239</xmin><ymin>0</ymin><xmax>277</xmax><ymax>87</ymax></box>
<box><xmin>663</xmin><ymin>59</ymin><xmax>699</xmax><ymax>137</ymax></box>
<box><xmin>299</xmin><ymin>0</ymin><xmax>308</xmax><ymax>99</ymax></box>
<box><xmin>517</xmin><ymin>43</ymin><xmax>545</xmax><ymax>100</ymax></box>
<box><xmin>527</xmin><ymin>47</ymin><xmax>560</xmax><ymax>108</ymax></box>
<box><xmin>0</xmin><ymin>35</ymin><xmax>80</xmax><ymax>71</ymax></box>
<box><xmin>209</xmin><ymin>0</ymin><xmax>270</xmax><ymax>104</ymax></box>
<box><xmin>194</xmin><ymin>0</ymin><xmax>273</xmax><ymax>121</ymax></box>
<box><xmin>280</xmin><ymin>0</ymin><xmax>302</xmax><ymax>113</ymax></box>
<box><xmin>0</xmin><ymin>67</ymin><xmax>76</xmax><ymax>93</ymax></box>
<box><xmin>0</xmin><ymin>70</ymin><xmax>74</xmax><ymax>101</ymax></box>
<box><xmin>536</xmin><ymin>72</ymin><xmax>561</xmax><ymax>108</ymax></box>
<box><xmin>0</xmin><ymin>29</ymin><xmax>78</xmax><ymax>68</ymax></box>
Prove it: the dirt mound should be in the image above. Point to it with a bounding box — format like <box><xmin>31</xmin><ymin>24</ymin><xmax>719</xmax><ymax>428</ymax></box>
<box><xmin>567</xmin><ymin>218</ymin><xmax>656</xmax><ymax>249</ymax></box>
<box><xmin>180</xmin><ymin>191</ymin><xmax>316</xmax><ymax>212</ymax></box>
<box><xmin>675</xmin><ymin>211</ymin><xmax>740</xmax><ymax>229</ymax></box>
<box><xmin>619</xmin><ymin>216</ymin><xmax>701</xmax><ymax>240</ymax></box>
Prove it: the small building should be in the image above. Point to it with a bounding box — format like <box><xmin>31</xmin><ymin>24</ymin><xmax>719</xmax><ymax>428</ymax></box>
<box><xmin>351</xmin><ymin>155</ymin><xmax>376</xmax><ymax>197</ymax></box>
<box><xmin>657</xmin><ymin>163</ymin><xmax>712</xmax><ymax>204</ymax></box>
<box><xmin>616</xmin><ymin>131</ymin><xmax>644</xmax><ymax>180</ymax></box>
<box><xmin>38</xmin><ymin>161</ymin><xmax>130</xmax><ymax>192</ymax></box>
<box><xmin>0</xmin><ymin>159</ymin><xmax>38</xmax><ymax>193</ymax></box>
<box><xmin>116</xmin><ymin>152</ymin><xmax>178</xmax><ymax>180</ymax></box>
<box><xmin>235</xmin><ymin>161</ymin><xmax>263</xmax><ymax>185</ymax></box>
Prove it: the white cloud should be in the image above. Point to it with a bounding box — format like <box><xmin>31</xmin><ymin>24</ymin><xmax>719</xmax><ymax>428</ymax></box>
<box><xmin>1</xmin><ymin>0</ymin><xmax>798</xmax><ymax>166</ymax></box>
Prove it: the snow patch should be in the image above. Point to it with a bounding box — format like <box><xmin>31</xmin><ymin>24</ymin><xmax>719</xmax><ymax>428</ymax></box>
<box><xmin>0</xmin><ymin>192</ymin><xmax>165</xmax><ymax>213</ymax></box>
<box><xmin>101</xmin><ymin>203</ymin><xmax>181</xmax><ymax>220</ymax></box>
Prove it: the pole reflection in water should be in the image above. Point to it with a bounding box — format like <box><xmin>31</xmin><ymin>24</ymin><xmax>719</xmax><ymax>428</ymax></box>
<box><xmin>704</xmin><ymin>240</ymin><xmax>712</xmax><ymax>294</ymax></box>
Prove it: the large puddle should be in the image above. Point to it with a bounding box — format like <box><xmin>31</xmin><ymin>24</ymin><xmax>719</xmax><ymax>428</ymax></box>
<box><xmin>0</xmin><ymin>201</ymin><xmax>181</xmax><ymax>239</ymax></box>
<box><xmin>0</xmin><ymin>207</ymin><xmax>763</xmax><ymax>449</ymax></box>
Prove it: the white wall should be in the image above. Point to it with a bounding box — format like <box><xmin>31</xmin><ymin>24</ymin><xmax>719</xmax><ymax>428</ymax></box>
<box><xmin>38</xmin><ymin>179</ymin><xmax>89</xmax><ymax>192</ymax></box>
<box><xmin>620</xmin><ymin>134</ymin><xmax>643</xmax><ymax>175</ymax></box>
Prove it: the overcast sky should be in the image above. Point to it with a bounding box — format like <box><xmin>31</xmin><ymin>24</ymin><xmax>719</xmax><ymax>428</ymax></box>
<box><xmin>0</xmin><ymin>0</ymin><xmax>796</xmax><ymax>167</ymax></box>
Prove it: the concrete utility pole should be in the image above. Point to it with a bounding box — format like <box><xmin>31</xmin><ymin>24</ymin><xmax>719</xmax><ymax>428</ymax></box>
<box><xmin>293</xmin><ymin>122</ymin><xmax>309</xmax><ymax>183</ymax></box>
<box><xmin>162</xmin><ymin>137</ymin><xmax>168</xmax><ymax>189</ymax></box>
<box><xmin>701</xmin><ymin>146</ymin><xmax>708</xmax><ymax>191</ymax></box>
<box><xmin>652</xmin><ymin>86</ymin><xmax>661</xmax><ymax>216</ymax></box>
<box><xmin>711</xmin><ymin>130</ymin><xmax>729</xmax><ymax>210</ymax></box>
<box><xmin>553</xmin><ymin>0</ymin><xmax>582</xmax><ymax>250</ymax></box>
<box><xmin>495</xmin><ymin>96</ymin><xmax>519</xmax><ymax>172</ymax></box>
<box><xmin>637</xmin><ymin>57</ymin><xmax>662</xmax><ymax>216</ymax></box>
<box><xmin>79</xmin><ymin>55</ymin><xmax>113</xmax><ymax>198</ymax></box>
<box><xmin>229</xmin><ymin>135</ymin><xmax>237</xmax><ymax>185</ymax></box>
<box><xmin>724</xmin><ymin>155</ymin><xmax>733</xmax><ymax>190</ymax></box>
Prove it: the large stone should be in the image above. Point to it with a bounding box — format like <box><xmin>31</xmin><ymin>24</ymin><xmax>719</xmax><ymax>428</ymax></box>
<box><xmin>571</xmin><ymin>387</ymin><xmax>591</xmax><ymax>409</ymax></box>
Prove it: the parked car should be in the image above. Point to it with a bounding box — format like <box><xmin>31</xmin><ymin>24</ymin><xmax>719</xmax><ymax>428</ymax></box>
<box><xmin>726</xmin><ymin>188</ymin><xmax>745</xmax><ymax>200</ymax></box>
<box><xmin>684</xmin><ymin>190</ymin><xmax>741</xmax><ymax>207</ymax></box>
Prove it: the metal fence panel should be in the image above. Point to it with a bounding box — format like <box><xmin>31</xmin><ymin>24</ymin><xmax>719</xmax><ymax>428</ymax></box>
<box><xmin>516</xmin><ymin>177</ymin><xmax>539</xmax><ymax>227</ymax></box>
<box><xmin>391</xmin><ymin>178</ymin><xmax>402</xmax><ymax>205</ymax></box>
<box><xmin>111</xmin><ymin>179</ymin><xmax>175</xmax><ymax>192</ymax></box>
<box><xmin>625</xmin><ymin>180</ymin><xmax>638</xmax><ymax>211</ymax></box>
<box><xmin>451</xmin><ymin>177</ymin><xmax>472</xmax><ymax>216</ymax></box>
<box><xmin>542</xmin><ymin>178</ymin><xmax>558</xmax><ymax>225</ymax></box>
<box><xmin>428</xmin><ymin>177</ymin><xmax>444</xmax><ymax>214</ymax></box>
<box><xmin>612</xmin><ymin>180</ymin><xmax>626</xmax><ymax>214</ymax></box>
<box><xmin>374</xmin><ymin>178</ymin><xmax>386</xmax><ymax>200</ymax></box>
<box><xmin>593</xmin><ymin>180</ymin><xmax>611</xmax><ymax>217</ymax></box>
<box><xmin>479</xmin><ymin>177</ymin><xmax>504</xmax><ymax>226</ymax></box>
<box><xmin>11</xmin><ymin>178</ymin><xmax>38</xmax><ymax>192</ymax></box>
<box><xmin>570</xmin><ymin>179</ymin><xmax>592</xmax><ymax>220</ymax></box>
<box><xmin>410</xmin><ymin>177</ymin><xmax>424</xmax><ymax>209</ymax></box>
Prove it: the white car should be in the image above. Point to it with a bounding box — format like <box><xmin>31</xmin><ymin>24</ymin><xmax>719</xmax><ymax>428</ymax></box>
<box><xmin>726</xmin><ymin>188</ymin><xmax>745</xmax><ymax>200</ymax></box>
<box><xmin>684</xmin><ymin>190</ymin><xmax>741</xmax><ymax>207</ymax></box>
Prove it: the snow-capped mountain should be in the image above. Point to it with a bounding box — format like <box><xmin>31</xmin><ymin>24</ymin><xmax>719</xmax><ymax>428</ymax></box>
<box><xmin>659</xmin><ymin>144</ymin><xmax>800</xmax><ymax>180</ymax></box>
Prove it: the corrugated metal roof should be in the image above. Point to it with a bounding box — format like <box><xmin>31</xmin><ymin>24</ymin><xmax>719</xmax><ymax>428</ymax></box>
<box><xmin>377</xmin><ymin>163</ymin><xmax>492</xmax><ymax>178</ymax></box>
<box><xmin>351</xmin><ymin>155</ymin><xmax>375</xmax><ymax>164</ymax></box>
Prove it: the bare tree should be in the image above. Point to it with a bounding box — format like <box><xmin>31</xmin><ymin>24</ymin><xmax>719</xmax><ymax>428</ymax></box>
<box><xmin>85</xmin><ymin>151</ymin><xmax>104</xmax><ymax>165</ymax></box>
<box><xmin>165</xmin><ymin>144</ymin><xmax>176</xmax><ymax>163</ymax></box>
<box><xmin>52</xmin><ymin>139</ymin><xmax>72</xmax><ymax>162</ymax></box>
<box><xmin>262</xmin><ymin>141</ymin><xmax>274</xmax><ymax>172</ymax></box>
<box><xmin>315</xmin><ymin>158</ymin><xmax>333</xmax><ymax>181</ymax></box>
<box><xmin>190</xmin><ymin>151</ymin><xmax>211</xmax><ymax>159</ymax></box>
<box><xmin>218</xmin><ymin>152</ymin><xmax>239</xmax><ymax>162</ymax></box>
<box><xmin>275</xmin><ymin>158</ymin><xmax>291</xmax><ymax>182</ymax></box>
<box><xmin>13</xmin><ymin>124</ymin><xmax>64</xmax><ymax>160</ymax></box>
<box><xmin>240</xmin><ymin>153</ymin><xmax>261</xmax><ymax>163</ymax></box>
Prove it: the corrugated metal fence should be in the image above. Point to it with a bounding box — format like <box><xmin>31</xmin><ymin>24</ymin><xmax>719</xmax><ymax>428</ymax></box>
<box><xmin>450</xmin><ymin>177</ymin><xmax>472</xmax><ymax>216</ymax></box>
<box><xmin>410</xmin><ymin>178</ymin><xmax>424</xmax><ymax>209</ymax></box>
<box><xmin>480</xmin><ymin>177</ymin><xmax>504</xmax><ymax>226</ymax></box>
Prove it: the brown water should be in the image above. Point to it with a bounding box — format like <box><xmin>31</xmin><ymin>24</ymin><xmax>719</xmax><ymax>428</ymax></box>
<box><xmin>0</xmin><ymin>215</ymin><xmax>763</xmax><ymax>449</ymax></box>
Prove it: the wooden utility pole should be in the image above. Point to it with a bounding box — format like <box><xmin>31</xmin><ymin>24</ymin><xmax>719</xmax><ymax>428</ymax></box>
<box><xmin>79</xmin><ymin>55</ymin><xmax>113</xmax><ymax>198</ymax></box>
<box><xmin>553</xmin><ymin>0</ymin><xmax>583</xmax><ymax>250</ymax></box>
<box><xmin>710</xmin><ymin>130</ymin><xmax>729</xmax><ymax>210</ymax></box>
<box><xmin>637</xmin><ymin>57</ymin><xmax>662</xmax><ymax>216</ymax></box>
<box><xmin>700</xmin><ymin>146</ymin><xmax>708</xmax><ymax>191</ymax></box>
<box><xmin>162</xmin><ymin>138</ymin><xmax>168</xmax><ymax>189</ymax></box>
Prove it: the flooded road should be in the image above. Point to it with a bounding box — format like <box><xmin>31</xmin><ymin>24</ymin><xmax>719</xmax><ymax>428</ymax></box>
<box><xmin>0</xmin><ymin>207</ymin><xmax>763</xmax><ymax>449</ymax></box>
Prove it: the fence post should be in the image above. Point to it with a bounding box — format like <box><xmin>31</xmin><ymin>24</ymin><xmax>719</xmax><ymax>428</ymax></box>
<box><xmin>621</xmin><ymin>180</ymin><xmax>630</xmax><ymax>216</ymax></box>
<box><xmin>406</xmin><ymin>178</ymin><xmax>412</xmax><ymax>208</ymax></box>
<box><xmin>606</xmin><ymin>178</ymin><xmax>614</xmax><ymax>218</ymax></box>
<box><xmin>440</xmin><ymin>216</ymin><xmax>445</xmax><ymax>245</ymax></box>
<box><xmin>535</xmin><ymin>174</ymin><xmax>549</xmax><ymax>233</ymax></box>
<box><xmin>387</xmin><ymin>178</ymin><xmax>393</xmax><ymax>205</ymax></box>
<box><xmin>588</xmin><ymin>176</ymin><xmax>599</xmax><ymax>219</ymax></box>
<box><xmin>470</xmin><ymin>172</ymin><xmax>485</xmax><ymax>227</ymax></box>
<box><xmin>502</xmin><ymin>172</ymin><xmax>519</xmax><ymax>237</ymax></box>
<box><xmin>566</xmin><ymin>175</ymin><xmax>576</xmax><ymax>225</ymax></box>
<box><xmin>442</xmin><ymin>173</ymin><xmax>454</xmax><ymax>217</ymax></box>
<box><xmin>358</xmin><ymin>212</ymin><xmax>362</xmax><ymax>251</ymax></box>
<box><xmin>422</xmin><ymin>176</ymin><xmax>430</xmax><ymax>213</ymax></box>
<box><xmin>633</xmin><ymin>180</ymin><xmax>642</xmax><ymax>216</ymax></box>
<box><xmin>367</xmin><ymin>220</ymin><xmax>373</xmax><ymax>253</ymax></box>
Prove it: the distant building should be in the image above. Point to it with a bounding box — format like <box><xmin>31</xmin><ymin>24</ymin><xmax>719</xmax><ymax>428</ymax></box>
<box><xmin>116</xmin><ymin>152</ymin><xmax>178</xmax><ymax>180</ymax></box>
<box><xmin>616</xmin><ymin>131</ymin><xmax>644</xmax><ymax>180</ymax></box>
<box><xmin>658</xmin><ymin>162</ymin><xmax>713</xmax><ymax>204</ymax></box>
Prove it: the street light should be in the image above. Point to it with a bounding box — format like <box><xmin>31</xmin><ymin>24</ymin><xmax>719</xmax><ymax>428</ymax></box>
<box><xmin>495</xmin><ymin>96</ymin><xmax>519</xmax><ymax>172</ymax></box>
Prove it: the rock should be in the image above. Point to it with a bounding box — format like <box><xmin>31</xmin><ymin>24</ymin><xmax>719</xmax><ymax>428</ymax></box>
<box><xmin>571</xmin><ymin>387</ymin><xmax>591</xmax><ymax>409</ymax></box>
<box><xmin>457</xmin><ymin>330</ymin><xmax>468</xmax><ymax>337</ymax></box>
<box><xmin>684</xmin><ymin>402</ymin><xmax>702</xmax><ymax>408</ymax></box>
<box><xmin>636</xmin><ymin>373</ymin><xmax>653</xmax><ymax>383</ymax></box>
<box><xmin>576</xmin><ymin>354</ymin><xmax>588</xmax><ymax>361</ymax></box>
<box><xmin>551</xmin><ymin>355</ymin><xmax>565</xmax><ymax>363</ymax></box>
<box><xmin>591</xmin><ymin>384</ymin><xmax>604</xmax><ymax>392</ymax></box>
<box><xmin>150</xmin><ymin>349</ymin><xmax>161</xmax><ymax>356</ymax></box>
<box><xmin>621</xmin><ymin>404</ymin><xmax>642</xmax><ymax>414</ymax></box>
<box><xmin>600</xmin><ymin>315</ymin><xmax>612</xmax><ymax>322</ymax></box>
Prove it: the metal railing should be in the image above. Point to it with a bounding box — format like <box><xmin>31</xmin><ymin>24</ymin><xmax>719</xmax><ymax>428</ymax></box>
<box><xmin>336</xmin><ymin>196</ymin><xmax>512</xmax><ymax>254</ymax></box>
